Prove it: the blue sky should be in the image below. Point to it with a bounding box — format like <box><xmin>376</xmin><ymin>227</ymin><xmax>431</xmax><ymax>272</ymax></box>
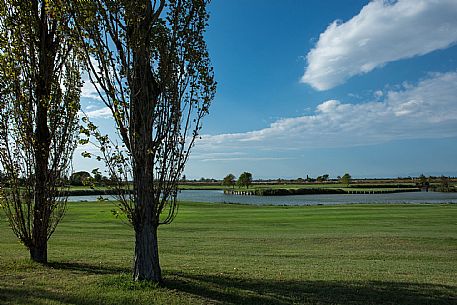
<box><xmin>76</xmin><ymin>0</ymin><xmax>457</xmax><ymax>180</ymax></box>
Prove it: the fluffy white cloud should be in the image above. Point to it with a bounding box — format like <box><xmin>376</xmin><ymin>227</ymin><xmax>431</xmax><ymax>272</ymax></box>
<box><xmin>80</xmin><ymin>72</ymin><xmax>102</xmax><ymax>100</ymax></box>
<box><xmin>82</xmin><ymin>107</ymin><xmax>112</xmax><ymax>119</ymax></box>
<box><xmin>196</xmin><ymin>71</ymin><xmax>457</xmax><ymax>155</ymax></box>
<box><xmin>302</xmin><ymin>0</ymin><xmax>457</xmax><ymax>90</ymax></box>
<box><xmin>191</xmin><ymin>151</ymin><xmax>291</xmax><ymax>162</ymax></box>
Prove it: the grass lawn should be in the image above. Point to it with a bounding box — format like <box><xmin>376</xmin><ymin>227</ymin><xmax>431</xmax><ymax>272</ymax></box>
<box><xmin>0</xmin><ymin>202</ymin><xmax>456</xmax><ymax>304</ymax></box>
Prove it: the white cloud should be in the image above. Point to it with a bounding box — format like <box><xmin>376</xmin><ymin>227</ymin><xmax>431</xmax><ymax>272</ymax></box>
<box><xmin>191</xmin><ymin>152</ymin><xmax>291</xmax><ymax>162</ymax></box>
<box><xmin>81</xmin><ymin>72</ymin><xmax>102</xmax><ymax>100</ymax></box>
<box><xmin>85</xmin><ymin>104</ymin><xmax>98</xmax><ymax>110</ymax></box>
<box><xmin>74</xmin><ymin>142</ymin><xmax>99</xmax><ymax>153</ymax></box>
<box><xmin>302</xmin><ymin>0</ymin><xmax>457</xmax><ymax>90</ymax></box>
<box><xmin>195</xmin><ymin>71</ymin><xmax>457</xmax><ymax>155</ymax></box>
<box><xmin>374</xmin><ymin>90</ymin><xmax>383</xmax><ymax>98</ymax></box>
<box><xmin>82</xmin><ymin>107</ymin><xmax>112</xmax><ymax>119</ymax></box>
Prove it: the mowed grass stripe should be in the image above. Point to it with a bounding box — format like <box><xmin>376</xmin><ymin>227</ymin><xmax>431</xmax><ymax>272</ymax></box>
<box><xmin>0</xmin><ymin>202</ymin><xmax>456</xmax><ymax>304</ymax></box>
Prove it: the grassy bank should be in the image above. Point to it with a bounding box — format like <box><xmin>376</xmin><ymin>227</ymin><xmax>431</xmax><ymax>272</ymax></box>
<box><xmin>1</xmin><ymin>202</ymin><xmax>456</xmax><ymax>304</ymax></box>
<box><xmin>65</xmin><ymin>183</ymin><xmax>421</xmax><ymax>196</ymax></box>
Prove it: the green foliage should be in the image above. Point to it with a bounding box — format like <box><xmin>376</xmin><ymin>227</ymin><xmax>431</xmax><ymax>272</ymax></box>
<box><xmin>222</xmin><ymin>174</ymin><xmax>236</xmax><ymax>189</ymax></box>
<box><xmin>340</xmin><ymin>173</ymin><xmax>352</xmax><ymax>186</ymax></box>
<box><xmin>316</xmin><ymin>174</ymin><xmax>329</xmax><ymax>182</ymax></box>
<box><xmin>69</xmin><ymin>171</ymin><xmax>92</xmax><ymax>186</ymax></box>
<box><xmin>73</xmin><ymin>0</ymin><xmax>216</xmax><ymax>226</ymax></box>
<box><xmin>237</xmin><ymin>172</ymin><xmax>253</xmax><ymax>189</ymax></box>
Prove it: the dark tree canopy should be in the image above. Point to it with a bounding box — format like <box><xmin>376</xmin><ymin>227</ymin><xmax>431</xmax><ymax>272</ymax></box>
<box><xmin>237</xmin><ymin>172</ymin><xmax>253</xmax><ymax>189</ymax></box>
<box><xmin>69</xmin><ymin>171</ymin><xmax>92</xmax><ymax>186</ymax></box>
<box><xmin>73</xmin><ymin>0</ymin><xmax>216</xmax><ymax>282</ymax></box>
<box><xmin>340</xmin><ymin>173</ymin><xmax>352</xmax><ymax>186</ymax></box>
<box><xmin>222</xmin><ymin>174</ymin><xmax>236</xmax><ymax>189</ymax></box>
<box><xmin>0</xmin><ymin>0</ymin><xmax>81</xmax><ymax>263</ymax></box>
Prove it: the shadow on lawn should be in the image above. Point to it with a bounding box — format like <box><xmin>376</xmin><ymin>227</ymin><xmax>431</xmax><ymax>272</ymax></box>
<box><xmin>165</xmin><ymin>273</ymin><xmax>457</xmax><ymax>305</ymax></box>
<box><xmin>0</xmin><ymin>286</ymin><xmax>97</xmax><ymax>305</ymax></box>
<box><xmin>1</xmin><ymin>263</ymin><xmax>455</xmax><ymax>305</ymax></box>
<box><xmin>47</xmin><ymin>261</ymin><xmax>129</xmax><ymax>275</ymax></box>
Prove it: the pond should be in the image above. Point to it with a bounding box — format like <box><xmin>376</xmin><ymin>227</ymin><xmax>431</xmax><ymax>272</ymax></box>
<box><xmin>66</xmin><ymin>189</ymin><xmax>457</xmax><ymax>205</ymax></box>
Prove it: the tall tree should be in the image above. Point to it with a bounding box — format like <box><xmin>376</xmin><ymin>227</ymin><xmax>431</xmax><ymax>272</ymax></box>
<box><xmin>340</xmin><ymin>173</ymin><xmax>352</xmax><ymax>187</ymax></box>
<box><xmin>237</xmin><ymin>172</ymin><xmax>253</xmax><ymax>189</ymax></box>
<box><xmin>74</xmin><ymin>0</ymin><xmax>216</xmax><ymax>282</ymax></box>
<box><xmin>0</xmin><ymin>0</ymin><xmax>81</xmax><ymax>263</ymax></box>
<box><xmin>222</xmin><ymin>174</ymin><xmax>236</xmax><ymax>189</ymax></box>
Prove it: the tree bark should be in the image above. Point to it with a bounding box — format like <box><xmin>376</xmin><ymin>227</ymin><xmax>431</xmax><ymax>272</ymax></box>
<box><xmin>128</xmin><ymin>0</ymin><xmax>163</xmax><ymax>282</ymax></box>
<box><xmin>31</xmin><ymin>101</ymin><xmax>50</xmax><ymax>263</ymax></box>
<box><xmin>133</xmin><ymin>218</ymin><xmax>161</xmax><ymax>282</ymax></box>
<box><xmin>30</xmin><ymin>4</ymin><xmax>55</xmax><ymax>264</ymax></box>
<box><xmin>131</xmin><ymin>114</ymin><xmax>161</xmax><ymax>281</ymax></box>
<box><xmin>130</xmin><ymin>45</ymin><xmax>162</xmax><ymax>282</ymax></box>
<box><xmin>30</xmin><ymin>241</ymin><xmax>48</xmax><ymax>263</ymax></box>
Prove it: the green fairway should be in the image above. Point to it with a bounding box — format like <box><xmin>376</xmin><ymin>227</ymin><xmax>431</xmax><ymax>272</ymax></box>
<box><xmin>1</xmin><ymin>202</ymin><xmax>456</xmax><ymax>304</ymax></box>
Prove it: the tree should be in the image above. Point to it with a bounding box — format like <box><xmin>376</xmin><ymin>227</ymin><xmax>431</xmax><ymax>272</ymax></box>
<box><xmin>340</xmin><ymin>173</ymin><xmax>352</xmax><ymax>187</ymax></box>
<box><xmin>317</xmin><ymin>174</ymin><xmax>329</xmax><ymax>182</ymax></box>
<box><xmin>69</xmin><ymin>171</ymin><xmax>92</xmax><ymax>186</ymax></box>
<box><xmin>222</xmin><ymin>174</ymin><xmax>236</xmax><ymax>189</ymax></box>
<box><xmin>73</xmin><ymin>0</ymin><xmax>216</xmax><ymax>282</ymax></box>
<box><xmin>93</xmin><ymin>172</ymin><xmax>103</xmax><ymax>184</ymax></box>
<box><xmin>0</xmin><ymin>1</ymin><xmax>81</xmax><ymax>263</ymax></box>
<box><xmin>237</xmin><ymin>172</ymin><xmax>253</xmax><ymax>189</ymax></box>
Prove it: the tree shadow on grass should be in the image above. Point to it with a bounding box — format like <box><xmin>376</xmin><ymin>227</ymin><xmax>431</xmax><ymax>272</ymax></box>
<box><xmin>47</xmin><ymin>261</ymin><xmax>129</xmax><ymax>275</ymax></box>
<box><xmin>0</xmin><ymin>286</ymin><xmax>98</xmax><ymax>305</ymax></box>
<box><xmin>165</xmin><ymin>273</ymin><xmax>457</xmax><ymax>305</ymax></box>
<box><xmin>2</xmin><ymin>263</ymin><xmax>456</xmax><ymax>305</ymax></box>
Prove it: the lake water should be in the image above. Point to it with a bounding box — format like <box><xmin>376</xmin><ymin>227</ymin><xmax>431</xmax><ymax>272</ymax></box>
<box><xmin>67</xmin><ymin>189</ymin><xmax>457</xmax><ymax>205</ymax></box>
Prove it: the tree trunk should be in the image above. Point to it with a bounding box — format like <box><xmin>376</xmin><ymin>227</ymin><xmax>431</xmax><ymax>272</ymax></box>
<box><xmin>133</xmin><ymin>219</ymin><xmax>161</xmax><ymax>282</ymax></box>
<box><xmin>131</xmin><ymin>151</ymin><xmax>161</xmax><ymax>282</ymax></box>
<box><xmin>31</xmin><ymin>5</ymin><xmax>54</xmax><ymax>264</ymax></box>
<box><xmin>128</xmin><ymin>1</ymin><xmax>162</xmax><ymax>282</ymax></box>
<box><xmin>31</xmin><ymin>95</ymin><xmax>51</xmax><ymax>264</ymax></box>
<box><xmin>30</xmin><ymin>241</ymin><xmax>47</xmax><ymax>263</ymax></box>
<box><xmin>130</xmin><ymin>52</ymin><xmax>162</xmax><ymax>281</ymax></box>
<box><xmin>129</xmin><ymin>88</ymin><xmax>163</xmax><ymax>282</ymax></box>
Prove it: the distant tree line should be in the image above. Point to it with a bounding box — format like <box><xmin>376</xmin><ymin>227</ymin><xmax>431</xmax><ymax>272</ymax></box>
<box><xmin>0</xmin><ymin>169</ymin><xmax>120</xmax><ymax>188</ymax></box>
<box><xmin>68</xmin><ymin>170</ymin><xmax>117</xmax><ymax>187</ymax></box>
<box><xmin>224</xmin><ymin>172</ymin><xmax>456</xmax><ymax>192</ymax></box>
